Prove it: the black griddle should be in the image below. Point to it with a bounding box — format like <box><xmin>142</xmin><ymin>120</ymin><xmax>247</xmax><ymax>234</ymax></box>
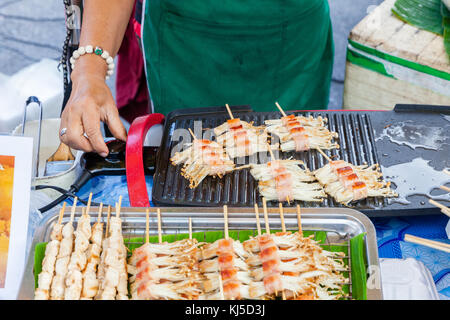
<box><xmin>152</xmin><ymin>105</ymin><xmax>450</xmax><ymax>217</ymax></box>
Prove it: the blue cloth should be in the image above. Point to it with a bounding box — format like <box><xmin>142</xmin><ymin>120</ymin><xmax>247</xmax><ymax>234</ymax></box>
<box><xmin>75</xmin><ymin>175</ymin><xmax>450</xmax><ymax>299</ymax></box>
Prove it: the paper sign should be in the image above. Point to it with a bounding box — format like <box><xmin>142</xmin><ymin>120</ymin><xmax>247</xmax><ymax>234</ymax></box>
<box><xmin>0</xmin><ymin>135</ymin><xmax>33</xmax><ymax>299</ymax></box>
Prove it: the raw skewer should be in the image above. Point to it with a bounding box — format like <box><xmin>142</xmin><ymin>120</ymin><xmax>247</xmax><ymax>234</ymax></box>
<box><xmin>254</xmin><ymin>204</ymin><xmax>262</xmax><ymax>237</ymax></box>
<box><xmin>277</xmin><ymin>203</ymin><xmax>287</xmax><ymax>300</ymax></box>
<box><xmin>428</xmin><ymin>199</ymin><xmax>450</xmax><ymax>217</ymax></box>
<box><xmin>95</xmin><ymin>205</ymin><xmax>111</xmax><ymax>299</ymax></box>
<box><xmin>35</xmin><ymin>203</ymin><xmax>67</xmax><ymax>299</ymax></box>
<box><xmin>157</xmin><ymin>208</ymin><xmax>162</xmax><ymax>244</ymax></box>
<box><xmin>404</xmin><ymin>234</ymin><xmax>450</xmax><ymax>253</ymax></box>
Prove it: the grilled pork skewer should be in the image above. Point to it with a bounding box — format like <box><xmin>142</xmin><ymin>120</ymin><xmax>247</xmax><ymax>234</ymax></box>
<box><xmin>64</xmin><ymin>206</ymin><xmax>91</xmax><ymax>300</ymax></box>
<box><xmin>264</xmin><ymin>103</ymin><xmax>339</xmax><ymax>153</ymax></box>
<box><xmin>314</xmin><ymin>158</ymin><xmax>397</xmax><ymax>205</ymax></box>
<box><xmin>213</xmin><ymin>104</ymin><xmax>277</xmax><ymax>158</ymax></box>
<box><xmin>170</xmin><ymin>131</ymin><xmax>235</xmax><ymax>188</ymax></box>
<box><xmin>250</xmin><ymin>159</ymin><xmax>326</xmax><ymax>202</ymax></box>
<box><xmin>100</xmin><ymin>198</ymin><xmax>128</xmax><ymax>300</ymax></box>
<box><xmin>81</xmin><ymin>203</ymin><xmax>104</xmax><ymax>299</ymax></box>
<box><xmin>95</xmin><ymin>205</ymin><xmax>111</xmax><ymax>299</ymax></box>
<box><xmin>50</xmin><ymin>198</ymin><xmax>78</xmax><ymax>300</ymax></box>
<box><xmin>35</xmin><ymin>203</ymin><xmax>66</xmax><ymax>300</ymax></box>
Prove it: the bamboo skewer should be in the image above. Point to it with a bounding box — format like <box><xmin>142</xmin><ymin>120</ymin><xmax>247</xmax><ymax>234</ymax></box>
<box><xmin>296</xmin><ymin>205</ymin><xmax>303</xmax><ymax>236</ymax></box>
<box><xmin>275</xmin><ymin>102</ymin><xmax>287</xmax><ymax>117</ymax></box>
<box><xmin>277</xmin><ymin>203</ymin><xmax>287</xmax><ymax>300</ymax></box>
<box><xmin>254</xmin><ymin>204</ymin><xmax>262</xmax><ymax>237</ymax></box>
<box><xmin>188</xmin><ymin>217</ymin><xmax>193</xmax><ymax>240</ymax></box>
<box><xmin>85</xmin><ymin>193</ymin><xmax>93</xmax><ymax>217</ymax></box>
<box><xmin>157</xmin><ymin>208</ymin><xmax>162</xmax><ymax>244</ymax></box>
<box><xmin>223</xmin><ymin>205</ymin><xmax>229</xmax><ymax>240</ymax></box>
<box><xmin>279</xmin><ymin>203</ymin><xmax>286</xmax><ymax>233</ymax></box>
<box><xmin>97</xmin><ymin>203</ymin><xmax>103</xmax><ymax>223</ymax></box>
<box><xmin>70</xmin><ymin>197</ymin><xmax>78</xmax><ymax>223</ymax></box>
<box><xmin>262</xmin><ymin>198</ymin><xmax>270</xmax><ymax>234</ymax></box>
<box><xmin>316</xmin><ymin>147</ymin><xmax>332</xmax><ymax>163</ymax></box>
<box><xmin>145</xmin><ymin>208</ymin><xmax>150</xmax><ymax>245</ymax></box>
<box><xmin>440</xmin><ymin>185</ymin><xmax>450</xmax><ymax>193</ymax></box>
<box><xmin>225</xmin><ymin>104</ymin><xmax>234</xmax><ymax>119</ymax></box>
<box><xmin>428</xmin><ymin>199</ymin><xmax>450</xmax><ymax>217</ymax></box>
<box><xmin>404</xmin><ymin>234</ymin><xmax>450</xmax><ymax>253</ymax></box>
<box><xmin>105</xmin><ymin>206</ymin><xmax>111</xmax><ymax>238</ymax></box>
<box><xmin>444</xmin><ymin>169</ymin><xmax>450</xmax><ymax>176</ymax></box>
<box><xmin>188</xmin><ymin>128</ymin><xmax>196</xmax><ymax>140</ymax></box>
<box><xmin>57</xmin><ymin>202</ymin><xmax>67</xmax><ymax>225</ymax></box>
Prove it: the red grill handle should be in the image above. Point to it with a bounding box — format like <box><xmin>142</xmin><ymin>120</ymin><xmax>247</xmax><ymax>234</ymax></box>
<box><xmin>126</xmin><ymin>113</ymin><xmax>165</xmax><ymax>207</ymax></box>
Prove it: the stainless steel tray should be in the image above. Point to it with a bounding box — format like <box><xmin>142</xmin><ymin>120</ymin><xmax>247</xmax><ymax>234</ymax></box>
<box><xmin>18</xmin><ymin>207</ymin><xmax>382</xmax><ymax>300</ymax></box>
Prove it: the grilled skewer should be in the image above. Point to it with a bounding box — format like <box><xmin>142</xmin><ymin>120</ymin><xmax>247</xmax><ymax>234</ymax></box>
<box><xmin>35</xmin><ymin>203</ymin><xmax>67</xmax><ymax>300</ymax></box>
<box><xmin>264</xmin><ymin>103</ymin><xmax>339</xmax><ymax>153</ymax></box>
<box><xmin>213</xmin><ymin>104</ymin><xmax>277</xmax><ymax>158</ymax></box>
<box><xmin>250</xmin><ymin>159</ymin><xmax>326</xmax><ymax>202</ymax></box>
<box><xmin>314</xmin><ymin>154</ymin><xmax>397</xmax><ymax>205</ymax></box>
<box><xmin>50</xmin><ymin>198</ymin><xmax>78</xmax><ymax>300</ymax></box>
<box><xmin>170</xmin><ymin>129</ymin><xmax>235</xmax><ymax>188</ymax></box>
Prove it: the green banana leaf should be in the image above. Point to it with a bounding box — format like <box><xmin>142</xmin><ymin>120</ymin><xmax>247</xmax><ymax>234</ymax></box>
<box><xmin>33</xmin><ymin>230</ymin><xmax>368</xmax><ymax>300</ymax></box>
<box><xmin>393</xmin><ymin>0</ymin><xmax>450</xmax><ymax>59</ymax></box>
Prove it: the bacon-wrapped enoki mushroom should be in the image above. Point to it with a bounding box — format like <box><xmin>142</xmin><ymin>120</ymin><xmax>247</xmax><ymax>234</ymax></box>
<box><xmin>244</xmin><ymin>200</ymin><xmax>348</xmax><ymax>300</ymax></box>
<box><xmin>64</xmin><ymin>205</ymin><xmax>91</xmax><ymax>300</ymax></box>
<box><xmin>50</xmin><ymin>199</ymin><xmax>78</xmax><ymax>300</ymax></box>
<box><xmin>250</xmin><ymin>160</ymin><xmax>326</xmax><ymax>202</ymax></box>
<box><xmin>129</xmin><ymin>209</ymin><xmax>202</xmax><ymax>300</ymax></box>
<box><xmin>314</xmin><ymin>159</ymin><xmax>397</xmax><ymax>205</ymax></box>
<box><xmin>35</xmin><ymin>203</ymin><xmax>66</xmax><ymax>300</ymax></box>
<box><xmin>199</xmin><ymin>206</ymin><xmax>252</xmax><ymax>300</ymax></box>
<box><xmin>170</xmin><ymin>137</ymin><xmax>235</xmax><ymax>189</ymax></box>
<box><xmin>264</xmin><ymin>103</ymin><xmax>339</xmax><ymax>153</ymax></box>
<box><xmin>81</xmin><ymin>203</ymin><xmax>104</xmax><ymax>299</ymax></box>
<box><xmin>213</xmin><ymin>105</ymin><xmax>277</xmax><ymax>158</ymax></box>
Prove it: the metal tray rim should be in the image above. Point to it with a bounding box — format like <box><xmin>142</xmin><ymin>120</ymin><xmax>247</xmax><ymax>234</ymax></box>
<box><xmin>18</xmin><ymin>207</ymin><xmax>382</xmax><ymax>300</ymax></box>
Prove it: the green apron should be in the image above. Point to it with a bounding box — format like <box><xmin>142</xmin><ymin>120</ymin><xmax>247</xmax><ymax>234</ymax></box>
<box><xmin>142</xmin><ymin>0</ymin><xmax>334</xmax><ymax>114</ymax></box>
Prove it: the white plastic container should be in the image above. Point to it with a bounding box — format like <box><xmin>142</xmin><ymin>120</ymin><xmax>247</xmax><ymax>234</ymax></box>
<box><xmin>380</xmin><ymin>258</ymin><xmax>440</xmax><ymax>300</ymax></box>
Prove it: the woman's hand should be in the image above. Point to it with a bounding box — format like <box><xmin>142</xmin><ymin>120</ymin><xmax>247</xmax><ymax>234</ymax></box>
<box><xmin>60</xmin><ymin>55</ymin><xmax>127</xmax><ymax>157</ymax></box>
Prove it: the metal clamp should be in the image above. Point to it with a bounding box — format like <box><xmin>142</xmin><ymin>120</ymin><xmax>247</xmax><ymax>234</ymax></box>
<box><xmin>22</xmin><ymin>96</ymin><xmax>43</xmax><ymax>177</ymax></box>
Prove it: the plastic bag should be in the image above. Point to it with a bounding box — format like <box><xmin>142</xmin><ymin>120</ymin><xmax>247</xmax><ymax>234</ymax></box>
<box><xmin>0</xmin><ymin>59</ymin><xmax>63</xmax><ymax>133</ymax></box>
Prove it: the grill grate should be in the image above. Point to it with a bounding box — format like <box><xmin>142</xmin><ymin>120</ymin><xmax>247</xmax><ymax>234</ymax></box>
<box><xmin>153</xmin><ymin>110</ymin><xmax>384</xmax><ymax>210</ymax></box>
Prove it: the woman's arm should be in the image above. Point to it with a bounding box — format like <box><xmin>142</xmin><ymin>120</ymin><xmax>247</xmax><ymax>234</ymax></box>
<box><xmin>60</xmin><ymin>0</ymin><xmax>135</xmax><ymax>156</ymax></box>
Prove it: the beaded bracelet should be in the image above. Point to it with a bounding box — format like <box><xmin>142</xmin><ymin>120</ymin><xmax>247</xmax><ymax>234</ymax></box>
<box><xmin>69</xmin><ymin>45</ymin><xmax>115</xmax><ymax>80</ymax></box>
